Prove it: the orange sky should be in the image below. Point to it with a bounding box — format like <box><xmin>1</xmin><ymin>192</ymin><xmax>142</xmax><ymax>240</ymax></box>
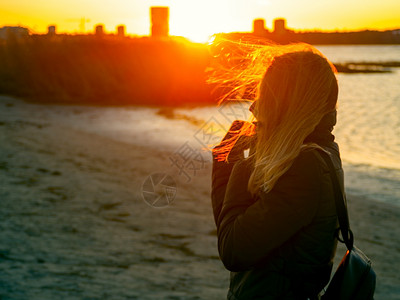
<box><xmin>1</xmin><ymin>0</ymin><xmax>399</xmax><ymax>42</ymax></box>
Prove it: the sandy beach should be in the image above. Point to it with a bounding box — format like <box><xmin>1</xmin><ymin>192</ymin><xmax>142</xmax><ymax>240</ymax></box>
<box><xmin>0</xmin><ymin>95</ymin><xmax>399</xmax><ymax>299</ymax></box>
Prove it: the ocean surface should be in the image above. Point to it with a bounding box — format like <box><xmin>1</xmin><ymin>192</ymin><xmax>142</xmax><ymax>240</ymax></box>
<box><xmin>317</xmin><ymin>45</ymin><xmax>400</xmax><ymax>205</ymax></box>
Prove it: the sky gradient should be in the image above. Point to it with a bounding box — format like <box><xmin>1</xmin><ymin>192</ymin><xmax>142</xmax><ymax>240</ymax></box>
<box><xmin>1</xmin><ymin>0</ymin><xmax>400</xmax><ymax>42</ymax></box>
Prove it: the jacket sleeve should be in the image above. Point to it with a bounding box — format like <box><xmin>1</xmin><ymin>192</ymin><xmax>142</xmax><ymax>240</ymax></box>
<box><xmin>211</xmin><ymin>128</ymin><xmax>256</xmax><ymax>226</ymax></box>
<box><xmin>217</xmin><ymin>150</ymin><xmax>323</xmax><ymax>272</ymax></box>
<box><xmin>211</xmin><ymin>159</ymin><xmax>235</xmax><ymax>226</ymax></box>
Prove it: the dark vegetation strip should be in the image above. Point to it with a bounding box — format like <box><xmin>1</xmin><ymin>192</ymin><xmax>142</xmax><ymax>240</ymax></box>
<box><xmin>0</xmin><ymin>36</ymin><xmax>399</xmax><ymax>106</ymax></box>
<box><xmin>0</xmin><ymin>36</ymin><xmax>213</xmax><ymax>106</ymax></box>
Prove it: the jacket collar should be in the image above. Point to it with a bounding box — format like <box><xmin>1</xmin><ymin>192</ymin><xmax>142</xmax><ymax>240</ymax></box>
<box><xmin>304</xmin><ymin>110</ymin><xmax>337</xmax><ymax>144</ymax></box>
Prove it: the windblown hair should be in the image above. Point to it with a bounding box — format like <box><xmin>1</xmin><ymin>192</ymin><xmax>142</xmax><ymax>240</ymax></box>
<box><xmin>209</xmin><ymin>41</ymin><xmax>338</xmax><ymax>195</ymax></box>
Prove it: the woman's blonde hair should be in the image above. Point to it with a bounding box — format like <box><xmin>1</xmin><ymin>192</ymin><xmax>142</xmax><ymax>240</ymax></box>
<box><xmin>209</xmin><ymin>41</ymin><xmax>338</xmax><ymax>195</ymax></box>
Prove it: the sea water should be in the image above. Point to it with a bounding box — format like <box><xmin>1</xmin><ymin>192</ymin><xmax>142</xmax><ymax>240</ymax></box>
<box><xmin>308</xmin><ymin>45</ymin><xmax>399</xmax><ymax>205</ymax></box>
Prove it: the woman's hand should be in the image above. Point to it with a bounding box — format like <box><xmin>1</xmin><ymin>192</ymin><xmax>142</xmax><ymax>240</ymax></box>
<box><xmin>213</xmin><ymin>120</ymin><xmax>256</xmax><ymax>163</ymax></box>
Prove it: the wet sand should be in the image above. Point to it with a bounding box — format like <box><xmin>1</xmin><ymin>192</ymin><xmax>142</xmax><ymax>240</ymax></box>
<box><xmin>0</xmin><ymin>96</ymin><xmax>399</xmax><ymax>299</ymax></box>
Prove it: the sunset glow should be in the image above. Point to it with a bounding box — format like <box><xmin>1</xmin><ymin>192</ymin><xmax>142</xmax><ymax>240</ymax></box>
<box><xmin>1</xmin><ymin>0</ymin><xmax>399</xmax><ymax>42</ymax></box>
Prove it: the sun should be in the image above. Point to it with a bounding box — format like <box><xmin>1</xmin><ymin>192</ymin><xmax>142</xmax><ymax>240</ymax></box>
<box><xmin>168</xmin><ymin>0</ymin><xmax>234</xmax><ymax>43</ymax></box>
<box><xmin>170</xmin><ymin>23</ymin><xmax>215</xmax><ymax>43</ymax></box>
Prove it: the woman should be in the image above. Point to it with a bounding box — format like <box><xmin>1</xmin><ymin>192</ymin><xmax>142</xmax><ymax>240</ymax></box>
<box><xmin>211</xmin><ymin>45</ymin><xmax>343</xmax><ymax>299</ymax></box>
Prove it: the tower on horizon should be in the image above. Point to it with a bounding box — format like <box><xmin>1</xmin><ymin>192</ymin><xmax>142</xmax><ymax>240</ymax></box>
<box><xmin>253</xmin><ymin>19</ymin><xmax>267</xmax><ymax>37</ymax></box>
<box><xmin>274</xmin><ymin>18</ymin><xmax>286</xmax><ymax>35</ymax></box>
<box><xmin>151</xmin><ymin>6</ymin><xmax>169</xmax><ymax>38</ymax></box>
<box><xmin>117</xmin><ymin>25</ymin><xmax>125</xmax><ymax>37</ymax></box>
<box><xmin>47</xmin><ymin>25</ymin><xmax>56</xmax><ymax>36</ymax></box>
<box><xmin>95</xmin><ymin>24</ymin><xmax>104</xmax><ymax>37</ymax></box>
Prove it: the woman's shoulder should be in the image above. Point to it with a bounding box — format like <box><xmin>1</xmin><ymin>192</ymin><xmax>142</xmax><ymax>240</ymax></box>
<box><xmin>287</xmin><ymin>149</ymin><xmax>325</xmax><ymax>177</ymax></box>
<box><xmin>290</xmin><ymin>142</ymin><xmax>341</xmax><ymax>175</ymax></box>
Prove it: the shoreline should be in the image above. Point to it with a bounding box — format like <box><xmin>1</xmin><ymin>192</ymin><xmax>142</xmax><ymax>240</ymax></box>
<box><xmin>0</xmin><ymin>96</ymin><xmax>399</xmax><ymax>299</ymax></box>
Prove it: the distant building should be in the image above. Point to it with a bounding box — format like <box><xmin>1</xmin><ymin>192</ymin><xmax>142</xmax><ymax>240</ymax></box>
<box><xmin>253</xmin><ymin>19</ymin><xmax>267</xmax><ymax>37</ymax></box>
<box><xmin>0</xmin><ymin>26</ymin><xmax>29</xmax><ymax>40</ymax></box>
<box><xmin>274</xmin><ymin>18</ymin><xmax>286</xmax><ymax>35</ymax></box>
<box><xmin>95</xmin><ymin>25</ymin><xmax>104</xmax><ymax>37</ymax></box>
<box><xmin>48</xmin><ymin>25</ymin><xmax>56</xmax><ymax>36</ymax></box>
<box><xmin>117</xmin><ymin>25</ymin><xmax>125</xmax><ymax>37</ymax></box>
<box><xmin>151</xmin><ymin>6</ymin><xmax>169</xmax><ymax>38</ymax></box>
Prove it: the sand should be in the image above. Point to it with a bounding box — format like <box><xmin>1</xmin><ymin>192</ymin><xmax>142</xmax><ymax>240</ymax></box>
<box><xmin>0</xmin><ymin>95</ymin><xmax>399</xmax><ymax>299</ymax></box>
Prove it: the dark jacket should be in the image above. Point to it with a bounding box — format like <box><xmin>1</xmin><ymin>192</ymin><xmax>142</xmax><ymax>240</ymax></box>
<box><xmin>211</xmin><ymin>112</ymin><xmax>343</xmax><ymax>299</ymax></box>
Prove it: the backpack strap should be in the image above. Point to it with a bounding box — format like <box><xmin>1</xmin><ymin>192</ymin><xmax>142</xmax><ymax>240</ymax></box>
<box><xmin>318</xmin><ymin>150</ymin><xmax>354</xmax><ymax>250</ymax></box>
